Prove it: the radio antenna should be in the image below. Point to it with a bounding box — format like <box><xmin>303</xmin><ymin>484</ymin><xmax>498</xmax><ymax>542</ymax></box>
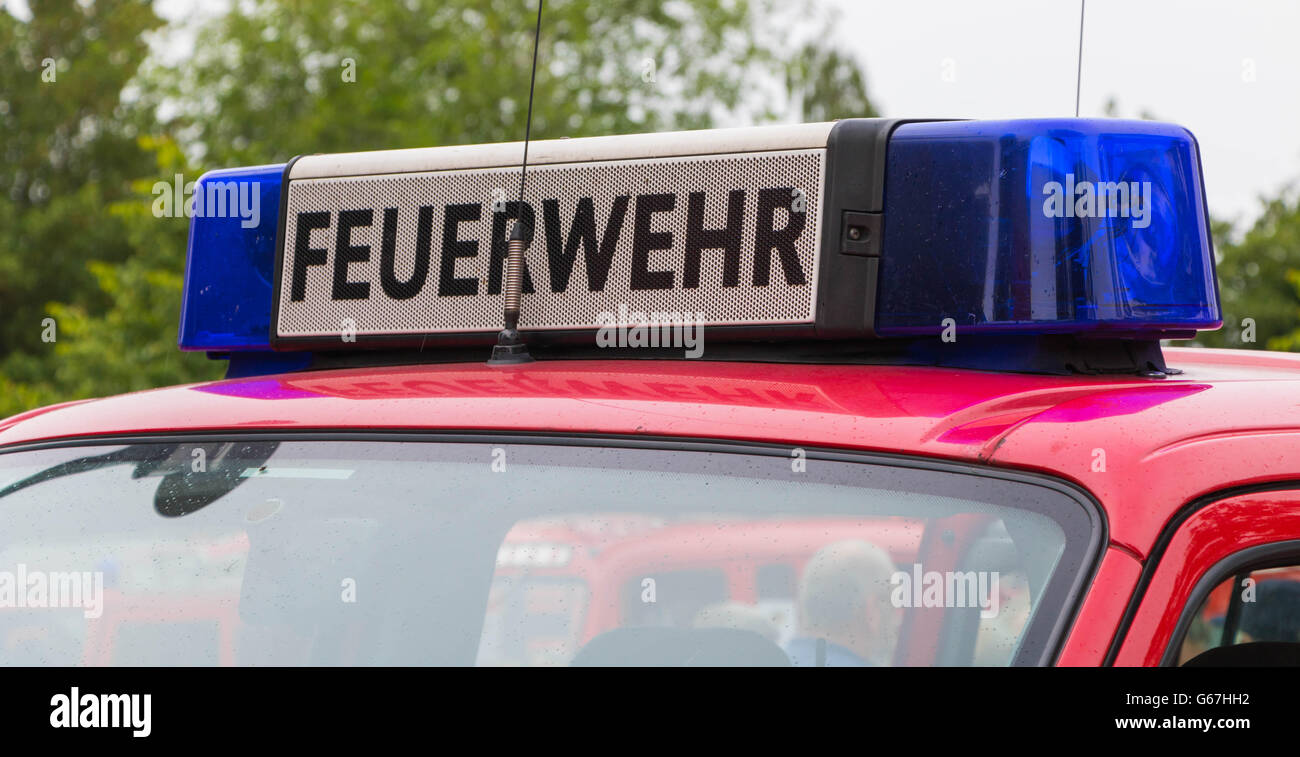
<box><xmin>489</xmin><ymin>0</ymin><xmax>544</xmax><ymax>365</ymax></box>
<box><xmin>1074</xmin><ymin>0</ymin><xmax>1085</xmax><ymax>117</ymax></box>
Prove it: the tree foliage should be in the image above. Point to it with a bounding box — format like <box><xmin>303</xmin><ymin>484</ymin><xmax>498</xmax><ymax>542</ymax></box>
<box><xmin>1</xmin><ymin>0</ymin><xmax>877</xmax><ymax>418</ymax></box>
<box><xmin>147</xmin><ymin>0</ymin><xmax>840</xmax><ymax>165</ymax></box>
<box><xmin>1</xmin><ymin>0</ymin><xmax>167</xmax><ymax>385</ymax></box>
<box><xmin>1194</xmin><ymin>190</ymin><xmax>1300</xmax><ymax>351</ymax></box>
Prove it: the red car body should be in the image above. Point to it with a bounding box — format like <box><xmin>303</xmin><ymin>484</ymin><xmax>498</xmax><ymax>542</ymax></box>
<box><xmin>4</xmin><ymin>345</ymin><xmax>1300</xmax><ymax>665</ymax></box>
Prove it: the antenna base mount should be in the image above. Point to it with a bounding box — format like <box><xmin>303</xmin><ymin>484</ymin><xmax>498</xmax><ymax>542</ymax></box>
<box><xmin>487</xmin><ymin>326</ymin><xmax>534</xmax><ymax>365</ymax></box>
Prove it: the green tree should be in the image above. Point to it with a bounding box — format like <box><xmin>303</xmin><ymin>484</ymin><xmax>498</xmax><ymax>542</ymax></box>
<box><xmin>1195</xmin><ymin>189</ymin><xmax>1300</xmax><ymax>351</ymax></box>
<box><xmin>785</xmin><ymin>42</ymin><xmax>877</xmax><ymax>122</ymax></box>
<box><xmin>0</xmin><ymin>133</ymin><xmax>215</xmax><ymax>417</ymax></box>
<box><xmin>146</xmin><ymin>0</ymin><xmax>869</xmax><ymax>166</ymax></box>
<box><xmin>0</xmin><ymin>0</ymin><xmax>163</xmax><ymax>357</ymax></box>
<box><xmin>3</xmin><ymin>0</ymin><xmax>877</xmax><ymax>418</ymax></box>
<box><xmin>0</xmin><ymin>1</ymin><xmax>191</xmax><ymax>416</ymax></box>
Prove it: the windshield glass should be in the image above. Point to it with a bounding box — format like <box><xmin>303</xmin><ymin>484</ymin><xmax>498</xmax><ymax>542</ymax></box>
<box><xmin>0</xmin><ymin>439</ymin><xmax>1096</xmax><ymax>666</ymax></box>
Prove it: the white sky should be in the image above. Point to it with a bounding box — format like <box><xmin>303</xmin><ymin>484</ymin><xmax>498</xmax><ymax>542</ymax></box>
<box><xmin>9</xmin><ymin>0</ymin><xmax>1298</xmax><ymax>230</ymax></box>
<box><xmin>825</xmin><ymin>0</ymin><xmax>1300</xmax><ymax>231</ymax></box>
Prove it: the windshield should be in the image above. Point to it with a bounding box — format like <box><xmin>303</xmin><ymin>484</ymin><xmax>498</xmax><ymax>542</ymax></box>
<box><xmin>0</xmin><ymin>438</ymin><xmax>1097</xmax><ymax>666</ymax></box>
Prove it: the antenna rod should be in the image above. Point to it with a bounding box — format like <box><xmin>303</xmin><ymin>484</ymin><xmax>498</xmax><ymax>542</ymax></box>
<box><xmin>1074</xmin><ymin>0</ymin><xmax>1085</xmax><ymax>118</ymax></box>
<box><xmin>517</xmin><ymin>0</ymin><xmax>542</xmax><ymax>213</ymax></box>
<box><xmin>490</xmin><ymin>0</ymin><xmax>544</xmax><ymax>365</ymax></box>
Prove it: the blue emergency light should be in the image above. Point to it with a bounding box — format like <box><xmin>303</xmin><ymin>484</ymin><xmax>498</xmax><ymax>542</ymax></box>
<box><xmin>177</xmin><ymin>118</ymin><xmax>1220</xmax><ymax>373</ymax></box>
<box><xmin>877</xmin><ymin>119</ymin><xmax>1219</xmax><ymax>336</ymax></box>
<box><xmin>179</xmin><ymin>163</ymin><xmax>285</xmax><ymax>352</ymax></box>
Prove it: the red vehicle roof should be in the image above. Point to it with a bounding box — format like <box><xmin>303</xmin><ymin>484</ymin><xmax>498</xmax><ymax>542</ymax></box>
<box><xmin>3</xmin><ymin>346</ymin><xmax>1300</xmax><ymax>557</ymax></box>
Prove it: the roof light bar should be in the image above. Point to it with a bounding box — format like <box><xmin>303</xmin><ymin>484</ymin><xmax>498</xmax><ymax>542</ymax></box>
<box><xmin>177</xmin><ymin>118</ymin><xmax>1221</xmax><ymax>368</ymax></box>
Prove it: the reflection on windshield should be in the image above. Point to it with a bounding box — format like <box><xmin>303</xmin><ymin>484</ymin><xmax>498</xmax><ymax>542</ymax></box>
<box><xmin>0</xmin><ymin>441</ymin><xmax>279</xmax><ymax>518</ymax></box>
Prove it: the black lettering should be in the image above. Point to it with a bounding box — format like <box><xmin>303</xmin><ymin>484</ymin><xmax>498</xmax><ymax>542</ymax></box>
<box><xmin>289</xmin><ymin>211</ymin><xmax>331</xmax><ymax>301</ymax></box>
<box><xmin>753</xmin><ymin>187</ymin><xmax>806</xmax><ymax>286</ymax></box>
<box><xmin>331</xmin><ymin>209</ymin><xmax>371</xmax><ymax>300</ymax></box>
<box><xmin>438</xmin><ymin>203</ymin><xmax>481</xmax><ymax>297</ymax></box>
<box><xmin>542</xmin><ymin>196</ymin><xmax>628</xmax><ymax>293</ymax></box>
<box><xmin>379</xmin><ymin>206</ymin><xmax>433</xmax><ymax>300</ymax></box>
<box><xmin>683</xmin><ymin>189</ymin><xmax>744</xmax><ymax>288</ymax></box>
<box><xmin>488</xmin><ymin>201</ymin><xmax>535</xmax><ymax>295</ymax></box>
<box><xmin>630</xmin><ymin>193</ymin><xmax>675</xmax><ymax>290</ymax></box>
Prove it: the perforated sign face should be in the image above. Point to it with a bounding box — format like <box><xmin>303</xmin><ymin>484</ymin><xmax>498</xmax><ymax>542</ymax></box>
<box><xmin>273</xmin><ymin>145</ymin><xmax>827</xmax><ymax>344</ymax></box>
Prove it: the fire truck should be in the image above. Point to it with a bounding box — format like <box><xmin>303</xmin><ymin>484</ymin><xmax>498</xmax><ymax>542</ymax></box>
<box><xmin>2</xmin><ymin>119</ymin><xmax>1298</xmax><ymax>667</ymax></box>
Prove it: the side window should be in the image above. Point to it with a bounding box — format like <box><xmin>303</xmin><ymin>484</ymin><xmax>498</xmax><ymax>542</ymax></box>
<box><xmin>1112</xmin><ymin>492</ymin><xmax>1300</xmax><ymax>667</ymax></box>
<box><xmin>1177</xmin><ymin>565</ymin><xmax>1300</xmax><ymax>666</ymax></box>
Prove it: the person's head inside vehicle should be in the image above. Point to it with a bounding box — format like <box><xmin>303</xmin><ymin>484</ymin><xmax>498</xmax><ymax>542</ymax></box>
<box><xmin>786</xmin><ymin>539</ymin><xmax>899</xmax><ymax>666</ymax></box>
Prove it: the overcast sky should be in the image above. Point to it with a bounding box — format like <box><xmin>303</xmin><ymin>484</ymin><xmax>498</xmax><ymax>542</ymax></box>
<box><xmin>825</xmin><ymin>0</ymin><xmax>1300</xmax><ymax>230</ymax></box>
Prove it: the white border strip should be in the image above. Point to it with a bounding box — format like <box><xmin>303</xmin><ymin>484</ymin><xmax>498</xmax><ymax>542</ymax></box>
<box><xmin>289</xmin><ymin>122</ymin><xmax>836</xmax><ymax>179</ymax></box>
